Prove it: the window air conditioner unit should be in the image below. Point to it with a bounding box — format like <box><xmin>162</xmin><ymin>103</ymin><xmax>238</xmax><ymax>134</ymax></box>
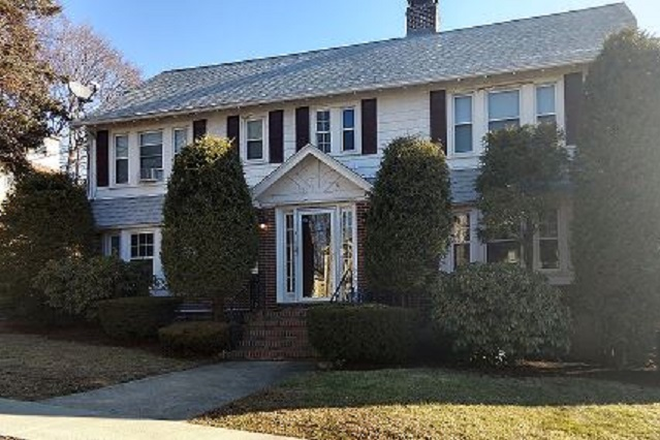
<box><xmin>140</xmin><ymin>168</ymin><xmax>164</xmax><ymax>182</ymax></box>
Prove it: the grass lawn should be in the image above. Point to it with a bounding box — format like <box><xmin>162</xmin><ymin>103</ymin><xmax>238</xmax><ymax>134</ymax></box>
<box><xmin>195</xmin><ymin>368</ymin><xmax>660</xmax><ymax>440</ymax></box>
<box><xmin>0</xmin><ymin>330</ymin><xmax>202</xmax><ymax>401</ymax></box>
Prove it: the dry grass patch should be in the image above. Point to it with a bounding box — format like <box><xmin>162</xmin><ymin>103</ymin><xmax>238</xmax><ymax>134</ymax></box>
<box><xmin>0</xmin><ymin>332</ymin><xmax>201</xmax><ymax>400</ymax></box>
<box><xmin>195</xmin><ymin>369</ymin><xmax>660</xmax><ymax>440</ymax></box>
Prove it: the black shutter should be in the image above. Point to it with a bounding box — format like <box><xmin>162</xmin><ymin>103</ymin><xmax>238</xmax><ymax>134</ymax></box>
<box><xmin>227</xmin><ymin>115</ymin><xmax>240</xmax><ymax>153</ymax></box>
<box><xmin>430</xmin><ymin>90</ymin><xmax>448</xmax><ymax>154</ymax></box>
<box><xmin>564</xmin><ymin>72</ymin><xmax>584</xmax><ymax>146</ymax></box>
<box><xmin>361</xmin><ymin>98</ymin><xmax>378</xmax><ymax>155</ymax></box>
<box><xmin>269</xmin><ymin>110</ymin><xmax>284</xmax><ymax>163</ymax></box>
<box><xmin>96</xmin><ymin>130</ymin><xmax>109</xmax><ymax>188</ymax></box>
<box><xmin>193</xmin><ymin>119</ymin><xmax>207</xmax><ymax>140</ymax></box>
<box><xmin>295</xmin><ymin>106</ymin><xmax>310</xmax><ymax>151</ymax></box>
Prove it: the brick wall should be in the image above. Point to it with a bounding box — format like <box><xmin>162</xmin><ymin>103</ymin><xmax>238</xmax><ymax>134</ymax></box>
<box><xmin>356</xmin><ymin>201</ymin><xmax>370</xmax><ymax>294</ymax></box>
<box><xmin>257</xmin><ymin>208</ymin><xmax>277</xmax><ymax>309</ymax></box>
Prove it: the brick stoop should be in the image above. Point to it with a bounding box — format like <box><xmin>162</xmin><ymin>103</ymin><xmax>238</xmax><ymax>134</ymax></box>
<box><xmin>231</xmin><ymin>307</ymin><xmax>316</xmax><ymax>360</ymax></box>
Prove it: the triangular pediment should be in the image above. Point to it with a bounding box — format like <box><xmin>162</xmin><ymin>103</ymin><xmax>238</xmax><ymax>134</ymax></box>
<box><xmin>253</xmin><ymin>145</ymin><xmax>372</xmax><ymax>207</ymax></box>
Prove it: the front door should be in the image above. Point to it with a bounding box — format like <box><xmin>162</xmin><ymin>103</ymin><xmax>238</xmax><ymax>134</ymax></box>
<box><xmin>278</xmin><ymin>205</ymin><xmax>356</xmax><ymax>303</ymax></box>
<box><xmin>301</xmin><ymin>211</ymin><xmax>333</xmax><ymax>299</ymax></box>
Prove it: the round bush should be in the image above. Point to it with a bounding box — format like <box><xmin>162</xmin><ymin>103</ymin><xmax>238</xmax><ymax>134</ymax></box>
<box><xmin>307</xmin><ymin>304</ymin><xmax>415</xmax><ymax>365</ymax></box>
<box><xmin>432</xmin><ymin>264</ymin><xmax>570</xmax><ymax>366</ymax></box>
<box><xmin>159</xmin><ymin>321</ymin><xmax>230</xmax><ymax>357</ymax></box>
<box><xmin>98</xmin><ymin>297</ymin><xmax>181</xmax><ymax>340</ymax></box>
<box><xmin>34</xmin><ymin>256</ymin><xmax>150</xmax><ymax>321</ymax></box>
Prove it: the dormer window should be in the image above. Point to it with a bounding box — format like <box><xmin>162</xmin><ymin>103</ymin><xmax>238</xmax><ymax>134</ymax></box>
<box><xmin>488</xmin><ymin>90</ymin><xmax>520</xmax><ymax>132</ymax></box>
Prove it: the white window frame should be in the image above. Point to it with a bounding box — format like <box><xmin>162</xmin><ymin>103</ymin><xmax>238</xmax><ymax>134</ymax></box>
<box><xmin>450</xmin><ymin>211</ymin><xmax>472</xmax><ymax>270</ymax></box>
<box><xmin>487</xmin><ymin>88</ymin><xmax>522</xmax><ymax>132</ymax></box>
<box><xmin>315</xmin><ymin>109</ymin><xmax>332</xmax><ymax>154</ymax></box>
<box><xmin>173</xmin><ymin>127</ymin><xmax>189</xmax><ymax>156</ymax></box>
<box><xmin>243</xmin><ymin>117</ymin><xmax>267</xmax><ymax>163</ymax></box>
<box><xmin>138</xmin><ymin>130</ymin><xmax>164</xmax><ymax>182</ymax></box>
<box><xmin>113</xmin><ymin>133</ymin><xmax>129</xmax><ymax>186</ymax></box>
<box><xmin>451</xmin><ymin>94</ymin><xmax>475</xmax><ymax>156</ymax></box>
<box><xmin>533</xmin><ymin>208</ymin><xmax>565</xmax><ymax>273</ymax></box>
<box><xmin>341</xmin><ymin>107</ymin><xmax>357</xmax><ymax>153</ymax></box>
<box><xmin>104</xmin><ymin>233</ymin><xmax>122</xmax><ymax>257</ymax></box>
<box><xmin>535</xmin><ymin>83</ymin><xmax>558</xmax><ymax>125</ymax></box>
<box><xmin>130</xmin><ymin>231</ymin><xmax>156</xmax><ymax>283</ymax></box>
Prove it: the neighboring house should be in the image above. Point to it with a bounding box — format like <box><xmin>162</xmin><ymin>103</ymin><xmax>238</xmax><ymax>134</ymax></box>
<box><xmin>0</xmin><ymin>137</ymin><xmax>61</xmax><ymax>205</ymax></box>
<box><xmin>82</xmin><ymin>2</ymin><xmax>635</xmax><ymax>307</ymax></box>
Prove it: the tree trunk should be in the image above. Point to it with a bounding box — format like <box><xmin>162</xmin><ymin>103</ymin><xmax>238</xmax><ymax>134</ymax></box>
<box><xmin>212</xmin><ymin>296</ymin><xmax>225</xmax><ymax>322</ymax></box>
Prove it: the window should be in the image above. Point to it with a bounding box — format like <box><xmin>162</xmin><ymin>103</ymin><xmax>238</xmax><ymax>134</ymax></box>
<box><xmin>339</xmin><ymin>208</ymin><xmax>355</xmax><ymax>297</ymax></box>
<box><xmin>173</xmin><ymin>128</ymin><xmax>188</xmax><ymax>155</ymax></box>
<box><xmin>246</xmin><ymin>119</ymin><xmax>264</xmax><ymax>160</ymax></box>
<box><xmin>105</xmin><ymin>234</ymin><xmax>121</xmax><ymax>257</ymax></box>
<box><xmin>342</xmin><ymin>108</ymin><xmax>355</xmax><ymax>152</ymax></box>
<box><xmin>130</xmin><ymin>233</ymin><xmax>155</xmax><ymax>281</ymax></box>
<box><xmin>536</xmin><ymin>84</ymin><xmax>557</xmax><ymax>125</ymax></box>
<box><xmin>487</xmin><ymin>233</ymin><xmax>521</xmax><ymax>264</ymax></box>
<box><xmin>452</xmin><ymin>213</ymin><xmax>471</xmax><ymax>269</ymax></box>
<box><xmin>114</xmin><ymin>135</ymin><xmax>129</xmax><ymax>185</ymax></box>
<box><xmin>139</xmin><ymin>132</ymin><xmax>163</xmax><ymax>181</ymax></box>
<box><xmin>488</xmin><ymin>90</ymin><xmax>520</xmax><ymax>132</ymax></box>
<box><xmin>285</xmin><ymin>213</ymin><xmax>295</xmax><ymax>294</ymax></box>
<box><xmin>454</xmin><ymin>96</ymin><xmax>473</xmax><ymax>153</ymax></box>
<box><xmin>538</xmin><ymin>210</ymin><xmax>560</xmax><ymax>270</ymax></box>
<box><xmin>316</xmin><ymin>110</ymin><xmax>331</xmax><ymax>153</ymax></box>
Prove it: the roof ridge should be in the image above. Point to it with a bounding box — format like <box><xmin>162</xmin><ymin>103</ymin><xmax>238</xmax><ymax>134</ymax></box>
<box><xmin>159</xmin><ymin>3</ymin><xmax>629</xmax><ymax>76</ymax></box>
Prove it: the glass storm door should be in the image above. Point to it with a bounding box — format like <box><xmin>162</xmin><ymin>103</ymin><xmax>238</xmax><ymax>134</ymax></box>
<box><xmin>281</xmin><ymin>206</ymin><xmax>356</xmax><ymax>303</ymax></box>
<box><xmin>300</xmin><ymin>211</ymin><xmax>333</xmax><ymax>299</ymax></box>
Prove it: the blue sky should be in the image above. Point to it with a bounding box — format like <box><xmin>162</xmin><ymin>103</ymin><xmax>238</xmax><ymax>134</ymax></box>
<box><xmin>60</xmin><ymin>0</ymin><xmax>658</xmax><ymax>78</ymax></box>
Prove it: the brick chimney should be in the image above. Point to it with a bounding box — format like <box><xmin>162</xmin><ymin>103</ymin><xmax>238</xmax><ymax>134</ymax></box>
<box><xmin>407</xmin><ymin>0</ymin><xmax>439</xmax><ymax>36</ymax></box>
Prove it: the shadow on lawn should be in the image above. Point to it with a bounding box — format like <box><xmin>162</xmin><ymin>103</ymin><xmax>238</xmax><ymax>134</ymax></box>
<box><xmin>208</xmin><ymin>367</ymin><xmax>660</xmax><ymax>418</ymax></box>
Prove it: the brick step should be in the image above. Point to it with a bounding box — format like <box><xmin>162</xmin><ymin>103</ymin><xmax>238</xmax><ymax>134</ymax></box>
<box><xmin>236</xmin><ymin>308</ymin><xmax>315</xmax><ymax>360</ymax></box>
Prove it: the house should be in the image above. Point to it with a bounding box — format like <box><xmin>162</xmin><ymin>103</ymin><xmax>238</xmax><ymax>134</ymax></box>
<box><xmin>0</xmin><ymin>137</ymin><xmax>61</xmax><ymax>205</ymax></box>
<box><xmin>82</xmin><ymin>2</ymin><xmax>635</xmax><ymax>311</ymax></box>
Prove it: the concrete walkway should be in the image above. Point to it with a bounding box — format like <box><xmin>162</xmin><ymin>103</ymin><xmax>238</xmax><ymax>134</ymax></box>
<box><xmin>0</xmin><ymin>398</ymin><xmax>297</xmax><ymax>439</ymax></box>
<box><xmin>42</xmin><ymin>361</ymin><xmax>309</xmax><ymax>420</ymax></box>
<box><xmin>0</xmin><ymin>361</ymin><xmax>309</xmax><ymax>439</ymax></box>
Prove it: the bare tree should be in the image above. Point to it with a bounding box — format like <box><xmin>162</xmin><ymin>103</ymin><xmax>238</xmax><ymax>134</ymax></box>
<box><xmin>38</xmin><ymin>15</ymin><xmax>142</xmax><ymax>179</ymax></box>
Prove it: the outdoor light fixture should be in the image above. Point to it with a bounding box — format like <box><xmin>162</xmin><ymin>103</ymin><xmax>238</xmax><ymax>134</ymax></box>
<box><xmin>259</xmin><ymin>223</ymin><xmax>268</xmax><ymax>231</ymax></box>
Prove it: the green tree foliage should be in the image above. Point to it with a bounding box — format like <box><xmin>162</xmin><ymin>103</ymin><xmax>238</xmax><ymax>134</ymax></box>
<box><xmin>0</xmin><ymin>171</ymin><xmax>97</xmax><ymax>316</ymax></box>
<box><xmin>33</xmin><ymin>256</ymin><xmax>150</xmax><ymax>321</ymax></box>
<box><xmin>0</xmin><ymin>0</ymin><xmax>63</xmax><ymax>174</ymax></box>
<box><xmin>476</xmin><ymin>124</ymin><xmax>568</xmax><ymax>269</ymax></box>
<box><xmin>433</xmin><ymin>264</ymin><xmax>570</xmax><ymax>366</ymax></box>
<box><xmin>161</xmin><ymin>136</ymin><xmax>258</xmax><ymax>312</ymax></box>
<box><xmin>572</xmin><ymin>29</ymin><xmax>660</xmax><ymax>366</ymax></box>
<box><xmin>365</xmin><ymin>136</ymin><xmax>452</xmax><ymax>300</ymax></box>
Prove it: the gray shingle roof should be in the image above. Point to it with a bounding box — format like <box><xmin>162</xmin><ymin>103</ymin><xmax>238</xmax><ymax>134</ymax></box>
<box><xmin>92</xmin><ymin>195</ymin><xmax>165</xmax><ymax>229</ymax></box>
<box><xmin>92</xmin><ymin>169</ymin><xmax>480</xmax><ymax>229</ymax></box>
<box><xmin>85</xmin><ymin>3</ymin><xmax>635</xmax><ymax>125</ymax></box>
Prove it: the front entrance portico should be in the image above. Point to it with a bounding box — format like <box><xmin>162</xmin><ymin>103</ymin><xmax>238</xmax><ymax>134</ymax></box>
<box><xmin>252</xmin><ymin>146</ymin><xmax>372</xmax><ymax>305</ymax></box>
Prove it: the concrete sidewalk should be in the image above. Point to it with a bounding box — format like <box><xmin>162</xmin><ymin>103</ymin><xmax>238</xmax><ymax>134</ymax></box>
<box><xmin>0</xmin><ymin>398</ymin><xmax>297</xmax><ymax>440</ymax></box>
<box><xmin>42</xmin><ymin>361</ymin><xmax>309</xmax><ymax>421</ymax></box>
<box><xmin>0</xmin><ymin>361</ymin><xmax>310</xmax><ymax>439</ymax></box>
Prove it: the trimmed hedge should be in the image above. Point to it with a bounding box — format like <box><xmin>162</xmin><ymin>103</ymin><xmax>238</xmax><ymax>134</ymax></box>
<box><xmin>307</xmin><ymin>304</ymin><xmax>415</xmax><ymax>365</ymax></box>
<box><xmin>34</xmin><ymin>256</ymin><xmax>150</xmax><ymax>321</ymax></box>
<box><xmin>159</xmin><ymin>321</ymin><xmax>231</xmax><ymax>357</ymax></box>
<box><xmin>98</xmin><ymin>297</ymin><xmax>181</xmax><ymax>340</ymax></box>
